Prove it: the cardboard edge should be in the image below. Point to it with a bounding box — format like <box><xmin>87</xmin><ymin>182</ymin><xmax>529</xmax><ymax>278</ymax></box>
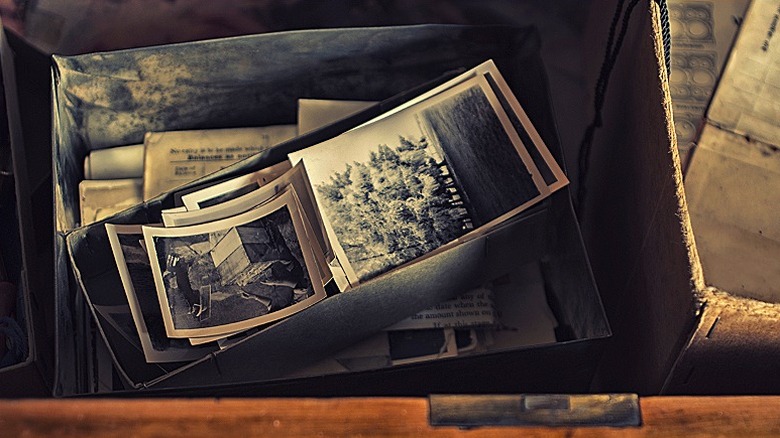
<box><xmin>662</xmin><ymin>287</ymin><xmax>780</xmax><ymax>394</ymax></box>
<box><xmin>0</xmin><ymin>24</ymin><xmax>55</xmax><ymax>395</ymax></box>
<box><xmin>649</xmin><ymin>0</ymin><xmax>707</xmax><ymax>299</ymax></box>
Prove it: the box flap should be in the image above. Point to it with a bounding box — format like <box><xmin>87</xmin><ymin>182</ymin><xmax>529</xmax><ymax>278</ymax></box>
<box><xmin>582</xmin><ymin>0</ymin><xmax>700</xmax><ymax>394</ymax></box>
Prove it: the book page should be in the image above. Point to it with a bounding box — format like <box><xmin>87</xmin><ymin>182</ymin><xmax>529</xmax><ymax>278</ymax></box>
<box><xmin>385</xmin><ymin>287</ymin><xmax>496</xmax><ymax>331</ymax></box>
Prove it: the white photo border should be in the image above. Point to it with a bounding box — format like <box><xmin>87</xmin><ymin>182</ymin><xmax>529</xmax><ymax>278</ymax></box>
<box><xmin>290</xmin><ymin>61</ymin><xmax>563</xmax><ymax>287</ymax></box>
<box><xmin>106</xmin><ymin>223</ymin><xmax>217</xmax><ymax>362</ymax></box>
<box><xmin>161</xmin><ymin>162</ymin><xmax>332</xmax><ymax>283</ymax></box>
<box><xmin>144</xmin><ymin>188</ymin><xmax>327</xmax><ymax>339</ymax></box>
<box><xmin>180</xmin><ymin>161</ymin><xmax>292</xmax><ymax>211</ymax></box>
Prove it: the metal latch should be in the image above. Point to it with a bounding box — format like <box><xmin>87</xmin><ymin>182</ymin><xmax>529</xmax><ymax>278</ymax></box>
<box><xmin>429</xmin><ymin>393</ymin><xmax>641</xmax><ymax>428</ymax></box>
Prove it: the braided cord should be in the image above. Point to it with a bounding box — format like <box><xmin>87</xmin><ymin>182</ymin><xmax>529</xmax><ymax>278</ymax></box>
<box><xmin>576</xmin><ymin>0</ymin><xmax>644</xmax><ymax>215</ymax></box>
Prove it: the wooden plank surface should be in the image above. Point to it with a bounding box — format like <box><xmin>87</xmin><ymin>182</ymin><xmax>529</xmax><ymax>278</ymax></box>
<box><xmin>2</xmin><ymin>396</ymin><xmax>780</xmax><ymax>437</ymax></box>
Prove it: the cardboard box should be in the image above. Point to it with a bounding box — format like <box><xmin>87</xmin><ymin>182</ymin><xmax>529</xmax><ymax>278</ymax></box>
<box><xmin>6</xmin><ymin>0</ymin><xmax>777</xmax><ymax>398</ymax></box>
<box><xmin>582</xmin><ymin>0</ymin><xmax>780</xmax><ymax>395</ymax></box>
<box><xmin>51</xmin><ymin>25</ymin><xmax>608</xmax><ymax>396</ymax></box>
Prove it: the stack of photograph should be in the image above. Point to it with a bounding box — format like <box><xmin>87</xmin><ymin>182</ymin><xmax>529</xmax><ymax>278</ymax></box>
<box><xmin>101</xmin><ymin>60</ymin><xmax>570</xmax><ymax>368</ymax></box>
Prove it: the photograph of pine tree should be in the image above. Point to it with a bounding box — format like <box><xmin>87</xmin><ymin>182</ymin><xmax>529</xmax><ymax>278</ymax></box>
<box><xmin>316</xmin><ymin>135</ymin><xmax>473</xmax><ymax>281</ymax></box>
<box><xmin>291</xmin><ymin>72</ymin><xmax>547</xmax><ymax>284</ymax></box>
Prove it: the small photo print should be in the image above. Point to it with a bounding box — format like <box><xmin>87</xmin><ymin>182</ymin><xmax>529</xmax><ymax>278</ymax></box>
<box><xmin>313</xmin><ymin>133</ymin><xmax>474</xmax><ymax>283</ymax></box>
<box><xmin>144</xmin><ymin>189</ymin><xmax>326</xmax><ymax>338</ymax></box>
<box><xmin>417</xmin><ymin>81</ymin><xmax>542</xmax><ymax>224</ymax></box>
<box><xmin>107</xmin><ymin>224</ymin><xmax>217</xmax><ymax>362</ymax></box>
<box><xmin>160</xmin><ymin>162</ymin><xmax>333</xmax><ymax>284</ymax></box>
<box><xmin>291</xmin><ymin>69</ymin><xmax>551</xmax><ymax>284</ymax></box>
<box><xmin>181</xmin><ymin>161</ymin><xmax>292</xmax><ymax>210</ymax></box>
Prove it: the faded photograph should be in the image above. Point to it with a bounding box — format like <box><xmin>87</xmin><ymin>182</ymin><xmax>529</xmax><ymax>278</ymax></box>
<box><xmin>315</xmin><ymin>132</ymin><xmax>473</xmax><ymax>282</ymax></box>
<box><xmin>107</xmin><ymin>224</ymin><xmax>216</xmax><ymax>362</ymax></box>
<box><xmin>146</xmin><ymin>192</ymin><xmax>325</xmax><ymax>338</ymax></box>
<box><xmin>291</xmin><ymin>72</ymin><xmax>544</xmax><ymax>283</ymax></box>
<box><xmin>119</xmin><ymin>233</ymin><xmax>190</xmax><ymax>350</ymax></box>
<box><xmin>418</xmin><ymin>82</ymin><xmax>540</xmax><ymax>224</ymax></box>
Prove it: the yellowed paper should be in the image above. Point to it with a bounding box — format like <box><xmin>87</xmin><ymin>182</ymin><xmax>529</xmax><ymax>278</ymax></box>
<box><xmin>708</xmin><ymin>0</ymin><xmax>780</xmax><ymax>145</ymax></box>
<box><xmin>79</xmin><ymin>178</ymin><xmax>142</xmax><ymax>225</ymax></box>
<box><xmin>685</xmin><ymin>124</ymin><xmax>780</xmax><ymax>302</ymax></box>
<box><xmin>668</xmin><ymin>0</ymin><xmax>750</xmax><ymax>161</ymax></box>
<box><xmin>142</xmin><ymin>125</ymin><xmax>297</xmax><ymax>200</ymax></box>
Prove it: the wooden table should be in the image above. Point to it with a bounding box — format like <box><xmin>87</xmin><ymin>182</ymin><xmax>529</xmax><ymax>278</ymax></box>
<box><xmin>2</xmin><ymin>396</ymin><xmax>780</xmax><ymax>437</ymax></box>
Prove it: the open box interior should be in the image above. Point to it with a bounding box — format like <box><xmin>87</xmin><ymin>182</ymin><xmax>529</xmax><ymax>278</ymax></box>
<box><xmin>9</xmin><ymin>0</ymin><xmax>772</xmax><ymax>398</ymax></box>
<box><xmin>52</xmin><ymin>25</ymin><xmax>609</xmax><ymax>396</ymax></box>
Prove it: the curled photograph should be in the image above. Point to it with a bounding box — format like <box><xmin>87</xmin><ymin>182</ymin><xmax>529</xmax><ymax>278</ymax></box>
<box><xmin>107</xmin><ymin>224</ymin><xmax>217</xmax><ymax>362</ymax></box>
<box><xmin>144</xmin><ymin>189</ymin><xmax>326</xmax><ymax>338</ymax></box>
<box><xmin>290</xmin><ymin>63</ymin><xmax>561</xmax><ymax>284</ymax></box>
<box><xmin>315</xmin><ymin>134</ymin><xmax>474</xmax><ymax>282</ymax></box>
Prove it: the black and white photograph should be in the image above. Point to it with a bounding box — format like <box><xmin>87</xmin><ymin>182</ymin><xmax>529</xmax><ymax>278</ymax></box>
<box><xmin>477</xmin><ymin>62</ymin><xmax>568</xmax><ymax>192</ymax></box>
<box><xmin>161</xmin><ymin>162</ymin><xmax>332</xmax><ymax>283</ymax></box>
<box><xmin>417</xmin><ymin>78</ymin><xmax>543</xmax><ymax>224</ymax></box>
<box><xmin>180</xmin><ymin>161</ymin><xmax>292</xmax><ymax>210</ymax></box>
<box><xmin>144</xmin><ymin>189</ymin><xmax>327</xmax><ymax>338</ymax></box>
<box><xmin>289</xmin><ymin>61</ymin><xmax>564</xmax><ymax>284</ymax></box>
<box><xmin>106</xmin><ymin>224</ymin><xmax>218</xmax><ymax>362</ymax></box>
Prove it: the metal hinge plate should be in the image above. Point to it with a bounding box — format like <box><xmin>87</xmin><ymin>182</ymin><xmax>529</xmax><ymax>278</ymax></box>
<box><xmin>429</xmin><ymin>393</ymin><xmax>641</xmax><ymax>428</ymax></box>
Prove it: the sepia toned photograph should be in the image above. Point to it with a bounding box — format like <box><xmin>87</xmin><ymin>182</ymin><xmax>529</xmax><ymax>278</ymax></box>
<box><xmin>289</xmin><ymin>63</ymin><xmax>557</xmax><ymax>284</ymax></box>
<box><xmin>160</xmin><ymin>162</ymin><xmax>332</xmax><ymax>283</ymax></box>
<box><xmin>106</xmin><ymin>224</ymin><xmax>217</xmax><ymax>362</ymax></box>
<box><xmin>144</xmin><ymin>189</ymin><xmax>326</xmax><ymax>338</ymax></box>
<box><xmin>181</xmin><ymin>161</ymin><xmax>292</xmax><ymax>210</ymax></box>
